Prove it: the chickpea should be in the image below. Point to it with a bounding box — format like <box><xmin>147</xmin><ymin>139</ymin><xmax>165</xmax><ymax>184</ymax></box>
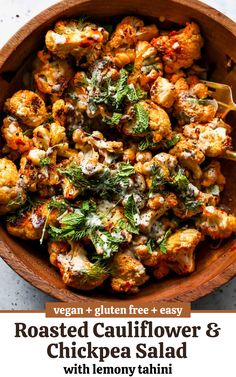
<box><xmin>147</xmin><ymin>194</ymin><xmax>165</xmax><ymax>209</ymax></box>
<box><xmin>136</xmin><ymin>151</ymin><xmax>152</xmax><ymax>162</ymax></box>
<box><xmin>123</xmin><ymin>148</ymin><xmax>136</xmax><ymax>162</ymax></box>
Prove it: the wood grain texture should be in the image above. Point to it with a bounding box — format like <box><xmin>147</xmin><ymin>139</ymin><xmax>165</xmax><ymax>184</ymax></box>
<box><xmin>0</xmin><ymin>0</ymin><xmax>236</xmax><ymax>303</ymax></box>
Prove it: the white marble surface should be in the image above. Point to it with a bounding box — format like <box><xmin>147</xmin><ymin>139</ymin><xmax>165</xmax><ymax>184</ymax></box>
<box><xmin>0</xmin><ymin>0</ymin><xmax>236</xmax><ymax>310</ymax></box>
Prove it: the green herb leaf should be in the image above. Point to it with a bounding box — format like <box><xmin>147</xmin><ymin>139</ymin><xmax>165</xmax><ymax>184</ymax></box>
<box><xmin>90</xmin><ymin>229</ymin><xmax>123</xmax><ymax>258</ymax></box>
<box><xmin>183</xmin><ymin>197</ymin><xmax>202</xmax><ymax>210</ymax></box>
<box><xmin>104</xmin><ymin>112</ymin><xmax>122</xmax><ymax>125</ymax></box>
<box><xmin>117</xmin><ymin>162</ymin><xmax>135</xmax><ymax>177</ymax></box>
<box><xmin>58</xmin><ymin>164</ymin><xmax>90</xmax><ymax>190</ymax></box>
<box><xmin>149</xmin><ymin>164</ymin><xmax>168</xmax><ymax>195</ymax></box>
<box><xmin>159</xmin><ymin>229</ymin><xmax>172</xmax><ymax>254</ymax></box>
<box><xmin>115</xmin><ymin>69</ymin><xmax>129</xmax><ymax>109</ymax></box>
<box><xmin>173</xmin><ymin>168</ymin><xmax>189</xmax><ymax>191</ymax></box>
<box><xmin>124</xmin><ymin>195</ymin><xmax>139</xmax><ymax>234</ymax></box>
<box><xmin>6</xmin><ymin>195</ymin><xmax>36</xmax><ymax>223</ymax></box>
<box><xmin>48</xmin><ymin>198</ymin><xmax>69</xmax><ymax>213</ymax></box>
<box><xmin>164</xmin><ymin>134</ymin><xmax>181</xmax><ymax>148</ymax></box>
<box><xmin>133</xmin><ymin>103</ymin><xmax>150</xmax><ymax>134</ymax></box>
<box><xmin>139</xmin><ymin>136</ymin><xmax>159</xmax><ymax>151</ymax></box>
<box><xmin>147</xmin><ymin>239</ymin><xmax>156</xmax><ymax>254</ymax></box>
<box><xmin>127</xmin><ymin>84</ymin><xmax>147</xmax><ymax>102</ymax></box>
<box><xmin>39</xmin><ymin>157</ymin><xmax>51</xmax><ymax>167</ymax></box>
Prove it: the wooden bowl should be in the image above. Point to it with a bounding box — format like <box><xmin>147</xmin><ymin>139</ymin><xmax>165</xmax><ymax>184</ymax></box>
<box><xmin>1</xmin><ymin>0</ymin><xmax>236</xmax><ymax>304</ymax></box>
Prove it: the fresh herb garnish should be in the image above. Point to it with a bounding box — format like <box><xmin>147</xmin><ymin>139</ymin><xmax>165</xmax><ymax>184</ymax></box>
<box><xmin>159</xmin><ymin>229</ymin><xmax>172</xmax><ymax>254</ymax></box>
<box><xmin>127</xmin><ymin>84</ymin><xmax>147</xmax><ymax>102</ymax></box>
<box><xmin>90</xmin><ymin>229</ymin><xmax>123</xmax><ymax>258</ymax></box>
<box><xmin>7</xmin><ymin>195</ymin><xmax>35</xmax><ymax>223</ymax></box>
<box><xmin>124</xmin><ymin>195</ymin><xmax>139</xmax><ymax>234</ymax></box>
<box><xmin>40</xmin><ymin>157</ymin><xmax>51</xmax><ymax>167</ymax></box>
<box><xmin>104</xmin><ymin>112</ymin><xmax>122</xmax><ymax>125</ymax></box>
<box><xmin>58</xmin><ymin>162</ymin><xmax>134</xmax><ymax>199</ymax></box>
<box><xmin>147</xmin><ymin>239</ymin><xmax>156</xmax><ymax>254</ymax></box>
<box><xmin>139</xmin><ymin>136</ymin><xmax>159</xmax><ymax>151</ymax></box>
<box><xmin>164</xmin><ymin>134</ymin><xmax>181</xmax><ymax>148</ymax></box>
<box><xmin>115</xmin><ymin>69</ymin><xmax>129</xmax><ymax>109</ymax></box>
<box><xmin>133</xmin><ymin>103</ymin><xmax>150</xmax><ymax>134</ymax></box>
<box><xmin>173</xmin><ymin>168</ymin><xmax>189</xmax><ymax>191</ymax></box>
<box><xmin>149</xmin><ymin>164</ymin><xmax>168</xmax><ymax>195</ymax></box>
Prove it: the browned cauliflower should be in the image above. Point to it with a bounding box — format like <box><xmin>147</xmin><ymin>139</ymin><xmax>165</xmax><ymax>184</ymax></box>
<box><xmin>6</xmin><ymin>199</ymin><xmax>59</xmax><ymax>240</ymax></box>
<box><xmin>108</xmin><ymin>16</ymin><xmax>158</xmax><ymax>50</ymax></box>
<box><xmin>170</xmin><ymin>139</ymin><xmax>205</xmax><ymax>178</ymax></box>
<box><xmin>123</xmin><ymin>100</ymin><xmax>172</xmax><ymax>143</ymax></box>
<box><xmin>196</xmin><ymin>206</ymin><xmax>236</xmax><ymax>239</ymax></box>
<box><xmin>19</xmin><ymin>153</ymin><xmax>60</xmax><ymax>193</ymax></box>
<box><xmin>183</xmin><ymin>119</ymin><xmax>232</xmax><ymax>157</ymax></box>
<box><xmin>111</xmin><ymin>251</ymin><xmax>149</xmax><ymax>293</ymax></box>
<box><xmin>34</xmin><ymin>53</ymin><xmax>74</xmax><ymax>96</ymax></box>
<box><xmin>45</xmin><ymin>20</ymin><xmax>109</xmax><ymax>66</ymax></box>
<box><xmin>151</xmin><ymin>22</ymin><xmax>203</xmax><ymax>73</ymax></box>
<box><xmin>48</xmin><ymin>241</ymin><xmax>109</xmax><ymax>290</ymax></box>
<box><xmin>150</xmin><ymin>77</ymin><xmax>176</xmax><ymax>108</ymax></box>
<box><xmin>164</xmin><ymin>228</ymin><xmax>202</xmax><ymax>274</ymax></box>
<box><xmin>201</xmin><ymin>160</ymin><xmax>225</xmax><ymax>189</ymax></box>
<box><xmin>129</xmin><ymin>41</ymin><xmax>163</xmax><ymax>90</ymax></box>
<box><xmin>4</xmin><ymin>90</ymin><xmax>48</xmax><ymax>127</ymax></box>
<box><xmin>1</xmin><ymin>116</ymin><xmax>32</xmax><ymax>153</ymax></box>
<box><xmin>174</xmin><ymin>79</ymin><xmax>218</xmax><ymax>125</ymax></box>
<box><xmin>0</xmin><ymin>158</ymin><xmax>26</xmax><ymax>215</ymax></box>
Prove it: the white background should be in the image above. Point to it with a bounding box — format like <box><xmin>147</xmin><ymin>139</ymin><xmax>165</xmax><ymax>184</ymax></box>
<box><xmin>0</xmin><ymin>0</ymin><xmax>236</xmax><ymax>310</ymax></box>
<box><xmin>0</xmin><ymin>313</ymin><xmax>235</xmax><ymax>376</ymax></box>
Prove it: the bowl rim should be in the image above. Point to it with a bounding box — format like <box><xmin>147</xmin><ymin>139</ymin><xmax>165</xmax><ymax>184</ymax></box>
<box><xmin>0</xmin><ymin>0</ymin><xmax>236</xmax><ymax>303</ymax></box>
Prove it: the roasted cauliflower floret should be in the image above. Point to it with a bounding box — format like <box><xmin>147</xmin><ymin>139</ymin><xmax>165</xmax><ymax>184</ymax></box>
<box><xmin>151</xmin><ymin>22</ymin><xmax>203</xmax><ymax>73</ymax></box>
<box><xmin>139</xmin><ymin>193</ymin><xmax>177</xmax><ymax>233</ymax></box>
<box><xmin>174</xmin><ymin>79</ymin><xmax>218</xmax><ymax>125</ymax></box>
<box><xmin>150</xmin><ymin>77</ymin><xmax>176</xmax><ymax>108</ymax></box>
<box><xmin>111</xmin><ymin>251</ymin><xmax>149</xmax><ymax>293</ymax></box>
<box><xmin>34</xmin><ymin>54</ymin><xmax>74</xmax><ymax>96</ymax></box>
<box><xmin>6</xmin><ymin>199</ymin><xmax>59</xmax><ymax>240</ymax></box>
<box><xmin>183</xmin><ymin>119</ymin><xmax>232</xmax><ymax>157</ymax></box>
<box><xmin>4</xmin><ymin>90</ymin><xmax>48</xmax><ymax>127</ymax></box>
<box><xmin>108</xmin><ymin>17</ymin><xmax>158</xmax><ymax>50</ymax></box>
<box><xmin>201</xmin><ymin>161</ymin><xmax>225</xmax><ymax>190</ymax></box>
<box><xmin>129</xmin><ymin>41</ymin><xmax>163</xmax><ymax>90</ymax></box>
<box><xmin>1</xmin><ymin>116</ymin><xmax>32</xmax><ymax>153</ymax></box>
<box><xmin>33</xmin><ymin>122</ymin><xmax>67</xmax><ymax>151</ymax></box>
<box><xmin>0</xmin><ymin>158</ymin><xmax>26</xmax><ymax>215</ymax></box>
<box><xmin>123</xmin><ymin>100</ymin><xmax>172</xmax><ymax>143</ymax></box>
<box><xmin>164</xmin><ymin>228</ymin><xmax>202</xmax><ymax>274</ymax></box>
<box><xmin>19</xmin><ymin>153</ymin><xmax>60</xmax><ymax>192</ymax></box>
<box><xmin>48</xmin><ymin>241</ymin><xmax>109</xmax><ymax>290</ymax></box>
<box><xmin>196</xmin><ymin>206</ymin><xmax>236</xmax><ymax>239</ymax></box>
<box><xmin>45</xmin><ymin>20</ymin><xmax>109</xmax><ymax>66</ymax></box>
<box><xmin>170</xmin><ymin>139</ymin><xmax>205</xmax><ymax>178</ymax></box>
